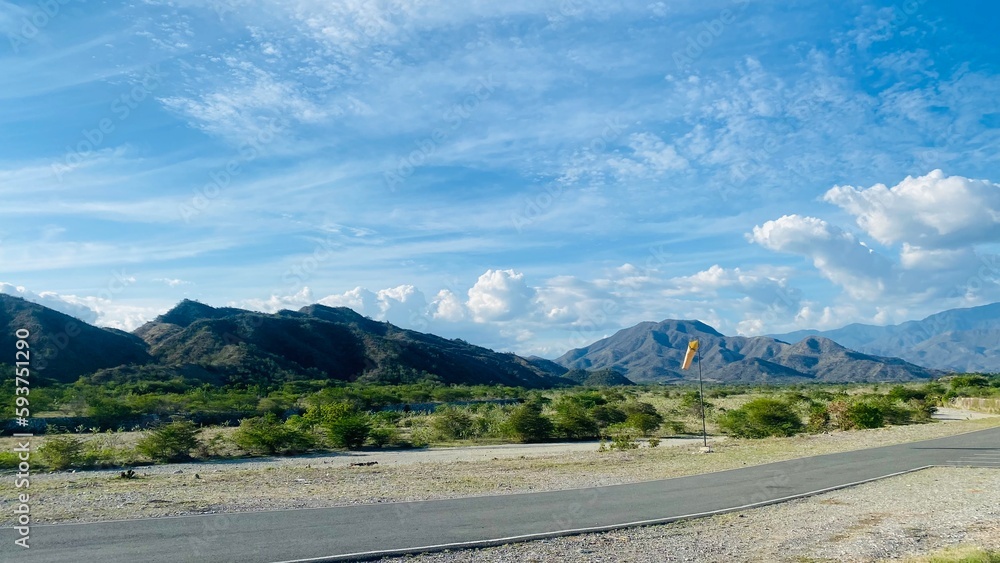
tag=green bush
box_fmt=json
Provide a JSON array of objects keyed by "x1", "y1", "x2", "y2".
[
  {"x1": 0, "y1": 451, "x2": 22, "y2": 470},
  {"x1": 552, "y1": 397, "x2": 599, "y2": 439},
  {"x1": 604, "y1": 423, "x2": 640, "y2": 450},
  {"x1": 717, "y1": 397, "x2": 804, "y2": 438},
  {"x1": 845, "y1": 401, "x2": 885, "y2": 429},
  {"x1": 589, "y1": 404, "x2": 627, "y2": 428},
  {"x1": 430, "y1": 407, "x2": 474, "y2": 440},
  {"x1": 232, "y1": 414, "x2": 316, "y2": 455},
  {"x1": 38, "y1": 435, "x2": 85, "y2": 470},
  {"x1": 368, "y1": 426, "x2": 400, "y2": 448},
  {"x1": 679, "y1": 391, "x2": 713, "y2": 417},
  {"x1": 807, "y1": 403, "x2": 830, "y2": 432},
  {"x1": 622, "y1": 402, "x2": 664, "y2": 435},
  {"x1": 505, "y1": 403, "x2": 553, "y2": 443},
  {"x1": 136, "y1": 421, "x2": 200, "y2": 462},
  {"x1": 327, "y1": 414, "x2": 372, "y2": 449}
]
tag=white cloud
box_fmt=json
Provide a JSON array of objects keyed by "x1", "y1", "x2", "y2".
[
  {"x1": 374, "y1": 285, "x2": 427, "y2": 325},
  {"x1": 608, "y1": 132, "x2": 688, "y2": 177},
  {"x1": 241, "y1": 286, "x2": 314, "y2": 312},
  {"x1": 748, "y1": 214, "x2": 894, "y2": 300},
  {"x1": 466, "y1": 269, "x2": 536, "y2": 322},
  {"x1": 824, "y1": 170, "x2": 1000, "y2": 248},
  {"x1": 0, "y1": 283, "x2": 100, "y2": 324},
  {"x1": 430, "y1": 289, "x2": 466, "y2": 322},
  {"x1": 317, "y1": 286, "x2": 379, "y2": 314}
]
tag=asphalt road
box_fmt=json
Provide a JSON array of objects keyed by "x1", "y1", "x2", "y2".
[{"x1": 4, "y1": 427, "x2": 998, "y2": 563}]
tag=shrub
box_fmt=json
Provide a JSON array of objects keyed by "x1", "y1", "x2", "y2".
[
  {"x1": 845, "y1": 401, "x2": 885, "y2": 429},
  {"x1": 232, "y1": 414, "x2": 316, "y2": 455},
  {"x1": 368, "y1": 426, "x2": 400, "y2": 448},
  {"x1": 589, "y1": 404, "x2": 627, "y2": 428},
  {"x1": 505, "y1": 403, "x2": 553, "y2": 443},
  {"x1": 622, "y1": 402, "x2": 664, "y2": 435},
  {"x1": 430, "y1": 407, "x2": 474, "y2": 441},
  {"x1": 136, "y1": 421, "x2": 200, "y2": 463},
  {"x1": 0, "y1": 451, "x2": 21, "y2": 470},
  {"x1": 38, "y1": 435, "x2": 85, "y2": 470},
  {"x1": 552, "y1": 397, "x2": 599, "y2": 439},
  {"x1": 604, "y1": 423, "x2": 640, "y2": 450},
  {"x1": 807, "y1": 403, "x2": 830, "y2": 433},
  {"x1": 717, "y1": 397, "x2": 804, "y2": 439},
  {"x1": 679, "y1": 391, "x2": 713, "y2": 418},
  {"x1": 327, "y1": 414, "x2": 372, "y2": 449}
]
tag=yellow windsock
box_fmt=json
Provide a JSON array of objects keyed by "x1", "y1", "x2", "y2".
[{"x1": 681, "y1": 340, "x2": 699, "y2": 370}]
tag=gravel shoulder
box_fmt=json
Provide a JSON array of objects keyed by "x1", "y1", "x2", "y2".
[
  {"x1": 2, "y1": 409, "x2": 996, "y2": 527},
  {"x1": 372, "y1": 466, "x2": 1000, "y2": 563}
]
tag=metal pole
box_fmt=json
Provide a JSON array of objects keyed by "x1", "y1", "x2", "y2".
[{"x1": 697, "y1": 345, "x2": 707, "y2": 448}]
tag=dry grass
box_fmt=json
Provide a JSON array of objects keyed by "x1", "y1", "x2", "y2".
[
  {"x1": 953, "y1": 398, "x2": 1000, "y2": 415},
  {"x1": 903, "y1": 546, "x2": 1000, "y2": 563}
]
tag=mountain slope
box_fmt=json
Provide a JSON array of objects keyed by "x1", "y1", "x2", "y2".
[
  {"x1": 0, "y1": 294, "x2": 152, "y2": 383},
  {"x1": 771, "y1": 302, "x2": 1000, "y2": 372},
  {"x1": 133, "y1": 301, "x2": 570, "y2": 388},
  {"x1": 555, "y1": 319, "x2": 941, "y2": 383}
]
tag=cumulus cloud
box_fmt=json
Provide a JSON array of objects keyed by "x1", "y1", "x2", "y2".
[
  {"x1": 0, "y1": 282, "x2": 169, "y2": 331},
  {"x1": 430, "y1": 289, "x2": 466, "y2": 322},
  {"x1": 748, "y1": 214, "x2": 895, "y2": 300},
  {"x1": 241, "y1": 286, "x2": 314, "y2": 312},
  {"x1": 823, "y1": 170, "x2": 1000, "y2": 249},
  {"x1": 317, "y1": 287, "x2": 379, "y2": 315},
  {"x1": 466, "y1": 269, "x2": 536, "y2": 322}
]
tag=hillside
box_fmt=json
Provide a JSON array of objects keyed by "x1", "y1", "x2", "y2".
[
  {"x1": 0, "y1": 294, "x2": 152, "y2": 383},
  {"x1": 771, "y1": 302, "x2": 1000, "y2": 372},
  {"x1": 130, "y1": 300, "x2": 571, "y2": 388},
  {"x1": 555, "y1": 319, "x2": 941, "y2": 383}
]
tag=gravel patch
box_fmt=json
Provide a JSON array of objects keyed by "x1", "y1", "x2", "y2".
[{"x1": 375, "y1": 467, "x2": 1000, "y2": 563}]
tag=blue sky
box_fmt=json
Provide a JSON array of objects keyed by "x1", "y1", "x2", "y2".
[{"x1": 2, "y1": 0, "x2": 1000, "y2": 357}]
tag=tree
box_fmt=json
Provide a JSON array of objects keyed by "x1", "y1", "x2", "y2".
[
  {"x1": 505, "y1": 403, "x2": 553, "y2": 443},
  {"x1": 136, "y1": 421, "x2": 200, "y2": 462}
]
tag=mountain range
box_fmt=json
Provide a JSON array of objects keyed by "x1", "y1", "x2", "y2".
[
  {"x1": 554, "y1": 320, "x2": 941, "y2": 383},
  {"x1": 2, "y1": 295, "x2": 572, "y2": 388},
  {"x1": 771, "y1": 302, "x2": 1000, "y2": 373},
  {"x1": 4, "y1": 294, "x2": 997, "y2": 388}
]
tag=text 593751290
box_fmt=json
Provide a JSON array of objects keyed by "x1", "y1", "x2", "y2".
[{"x1": 12, "y1": 328, "x2": 32, "y2": 549}]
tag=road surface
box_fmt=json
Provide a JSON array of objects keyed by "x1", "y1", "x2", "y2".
[{"x1": 3, "y1": 426, "x2": 998, "y2": 562}]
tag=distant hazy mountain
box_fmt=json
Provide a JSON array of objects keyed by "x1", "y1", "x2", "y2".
[
  {"x1": 0, "y1": 294, "x2": 152, "y2": 383},
  {"x1": 771, "y1": 302, "x2": 1000, "y2": 372},
  {"x1": 555, "y1": 319, "x2": 941, "y2": 383}
]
